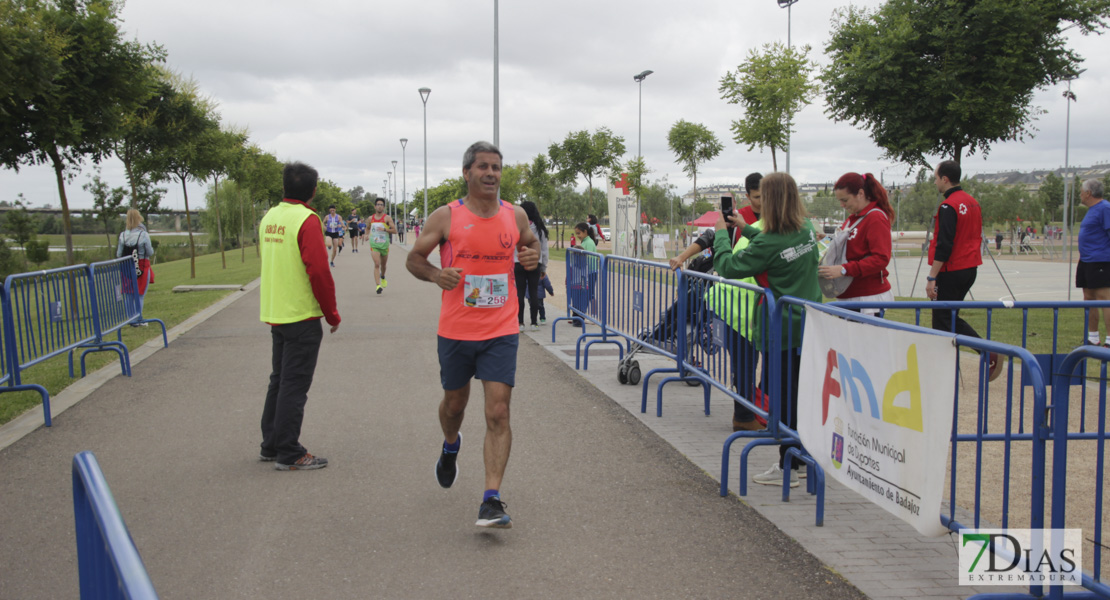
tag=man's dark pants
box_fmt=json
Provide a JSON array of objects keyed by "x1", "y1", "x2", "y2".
[
  {"x1": 261, "y1": 319, "x2": 323, "y2": 464},
  {"x1": 931, "y1": 267, "x2": 981, "y2": 338}
]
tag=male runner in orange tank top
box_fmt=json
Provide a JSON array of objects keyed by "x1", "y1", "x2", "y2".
[{"x1": 406, "y1": 141, "x2": 540, "y2": 529}]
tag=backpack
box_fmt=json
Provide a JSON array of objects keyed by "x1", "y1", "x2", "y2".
[
  {"x1": 819, "y1": 209, "x2": 883, "y2": 299},
  {"x1": 120, "y1": 230, "x2": 145, "y2": 278}
]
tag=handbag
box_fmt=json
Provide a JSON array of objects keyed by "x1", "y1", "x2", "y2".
[{"x1": 819, "y1": 209, "x2": 883, "y2": 299}]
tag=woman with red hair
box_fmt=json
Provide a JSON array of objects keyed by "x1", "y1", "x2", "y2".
[{"x1": 817, "y1": 172, "x2": 895, "y2": 314}]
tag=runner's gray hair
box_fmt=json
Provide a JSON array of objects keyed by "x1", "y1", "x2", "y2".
[
  {"x1": 462, "y1": 141, "x2": 502, "y2": 170},
  {"x1": 1082, "y1": 178, "x2": 1104, "y2": 199}
]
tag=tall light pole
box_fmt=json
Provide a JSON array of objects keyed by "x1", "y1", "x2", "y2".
[
  {"x1": 633, "y1": 69, "x2": 653, "y2": 259},
  {"x1": 400, "y1": 138, "x2": 408, "y2": 228},
  {"x1": 493, "y1": 0, "x2": 499, "y2": 146},
  {"x1": 778, "y1": 0, "x2": 800, "y2": 174},
  {"x1": 382, "y1": 179, "x2": 388, "y2": 212},
  {"x1": 391, "y1": 160, "x2": 399, "y2": 228},
  {"x1": 387, "y1": 170, "x2": 393, "y2": 223},
  {"x1": 1062, "y1": 69, "x2": 1084, "y2": 300},
  {"x1": 419, "y1": 87, "x2": 431, "y2": 223}
]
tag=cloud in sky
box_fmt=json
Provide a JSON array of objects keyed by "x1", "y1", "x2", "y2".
[{"x1": 2, "y1": 0, "x2": 1107, "y2": 212}]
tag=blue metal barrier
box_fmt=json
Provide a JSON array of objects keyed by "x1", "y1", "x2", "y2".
[
  {"x1": 77, "y1": 258, "x2": 168, "y2": 376},
  {"x1": 1040, "y1": 346, "x2": 1110, "y2": 600},
  {"x1": 0, "y1": 283, "x2": 50, "y2": 425},
  {"x1": 554, "y1": 248, "x2": 622, "y2": 369},
  {"x1": 72, "y1": 451, "x2": 158, "y2": 599},
  {"x1": 601, "y1": 255, "x2": 710, "y2": 415}
]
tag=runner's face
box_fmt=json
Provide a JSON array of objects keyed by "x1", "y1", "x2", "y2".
[
  {"x1": 375, "y1": 202, "x2": 385, "y2": 213},
  {"x1": 464, "y1": 152, "x2": 502, "y2": 200}
]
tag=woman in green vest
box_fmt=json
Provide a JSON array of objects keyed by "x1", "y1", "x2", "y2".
[{"x1": 712, "y1": 172, "x2": 821, "y2": 489}]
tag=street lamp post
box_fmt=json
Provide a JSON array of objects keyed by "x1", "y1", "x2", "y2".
[
  {"x1": 387, "y1": 170, "x2": 393, "y2": 224},
  {"x1": 633, "y1": 69, "x2": 653, "y2": 259},
  {"x1": 400, "y1": 138, "x2": 408, "y2": 231},
  {"x1": 1062, "y1": 70, "x2": 1084, "y2": 300},
  {"x1": 391, "y1": 160, "x2": 398, "y2": 226},
  {"x1": 493, "y1": 0, "x2": 499, "y2": 146},
  {"x1": 419, "y1": 88, "x2": 431, "y2": 223},
  {"x1": 778, "y1": 0, "x2": 800, "y2": 174}
]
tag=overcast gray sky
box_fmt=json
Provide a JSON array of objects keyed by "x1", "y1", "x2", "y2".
[{"x1": 2, "y1": 0, "x2": 1107, "y2": 212}]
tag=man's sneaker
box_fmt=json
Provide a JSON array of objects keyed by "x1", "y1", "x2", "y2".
[
  {"x1": 476, "y1": 496, "x2": 512, "y2": 529},
  {"x1": 752, "y1": 463, "x2": 798, "y2": 488},
  {"x1": 530, "y1": 323, "x2": 540, "y2": 332},
  {"x1": 274, "y1": 452, "x2": 328, "y2": 471},
  {"x1": 987, "y1": 352, "x2": 1004, "y2": 382},
  {"x1": 435, "y1": 433, "x2": 460, "y2": 488},
  {"x1": 539, "y1": 318, "x2": 547, "y2": 325},
  {"x1": 330, "y1": 261, "x2": 335, "y2": 268},
  {"x1": 376, "y1": 285, "x2": 383, "y2": 295},
  {"x1": 259, "y1": 452, "x2": 276, "y2": 462},
  {"x1": 519, "y1": 323, "x2": 525, "y2": 332}
]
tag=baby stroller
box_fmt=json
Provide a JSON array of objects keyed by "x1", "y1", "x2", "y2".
[{"x1": 617, "y1": 255, "x2": 720, "y2": 385}]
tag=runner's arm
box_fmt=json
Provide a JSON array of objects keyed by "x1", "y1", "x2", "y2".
[
  {"x1": 384, "y1": 215, "x2": 397, "y2": 234},
  {"x1": 406, "y1": 205, "x2": 461, "y2": 290},
  {"x1": 515, "y1": 206, "x2": 541, "y2": 270}
]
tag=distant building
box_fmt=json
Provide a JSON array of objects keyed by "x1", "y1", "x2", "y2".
[{"x1": 968, "y1": 163, "x2": 1110, "y2": 194}]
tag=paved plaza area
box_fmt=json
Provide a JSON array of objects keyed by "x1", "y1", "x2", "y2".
[{"x1": 0, "y1": 241, "x2": 1060, "y2": 599}]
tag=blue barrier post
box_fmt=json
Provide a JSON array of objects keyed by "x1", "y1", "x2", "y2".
[
  {"x1": 72, "y1": 451, "x2": 158, "y2": 599},
  {"x1": 0, "y1": 282, "x2": 50, "y2": 425}
]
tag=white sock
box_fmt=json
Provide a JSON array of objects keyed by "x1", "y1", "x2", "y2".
[{"x1": 1089, "y1": 331, "x2": 1100, "y2": 344}]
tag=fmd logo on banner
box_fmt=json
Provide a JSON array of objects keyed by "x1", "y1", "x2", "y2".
[{"x1": 959, "y1": 529, "x2": 1082, "y2": 586}]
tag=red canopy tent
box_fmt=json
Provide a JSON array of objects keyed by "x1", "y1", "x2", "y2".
[{"x1": 687, "y1": 211, "x2": 720, "y2": 227}]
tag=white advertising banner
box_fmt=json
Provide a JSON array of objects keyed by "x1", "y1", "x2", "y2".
[
  {"x1": 607, "y1": 173, "x2": 637, "y2": 257},
  {"x1": 797, "y1": 310, "x2": 958, "y2": 537},
  {"x1": 652, "y1": 234, "x2": 669, "y2": 259}
]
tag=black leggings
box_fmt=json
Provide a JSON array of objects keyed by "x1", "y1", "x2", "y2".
[{"x1": 515, "y1": 263, "x2": 540, "y2": 326}]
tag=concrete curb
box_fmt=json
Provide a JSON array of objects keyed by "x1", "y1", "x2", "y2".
[{"x1": 0, "y1": 278, "x2": 262, "y2": 452}]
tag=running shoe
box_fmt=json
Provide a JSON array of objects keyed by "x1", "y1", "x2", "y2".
[
  {"x1": 376, "y1": 285, "x2": 383, "y2": 295},
  {"x1": 519, "y1": 323, "x2": 525, "y2": 332},
  {"x1": 381, "y1": 278, "x2": 388, "y2": 288},
  {"x1": 476, "y1": 496, "x2": 512, "y2": 529},
  {"x1": 274, "y1": 452, "x2": 328, "y2": 471},
  {"x1": 259, "y1": 452, "x2": 276, "y2": 462},
  {"x1": 435, "y1": 433, "x2": 461, "y2": 488},
  {"x1": 539, "y1": 318, "x2": 547, "y2": 325},
  {"x1": 753, "y1": 463, "x2": 798, "y2": 488},
  {"x1": 330, "y1": 261, "x2": 335, "y2": 268},
  {"x1": 530, "y1": 323, "x2": 540, "y2": 332}
]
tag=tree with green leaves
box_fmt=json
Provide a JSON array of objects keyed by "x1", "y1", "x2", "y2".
[
  {"x1": 822, "y1": 0, "x2": 1110, "y2": 166},
  {"x1": 0, "y1": 0, "x2": 163, "y2": 265},
  {"x1": 666, "y1": 120, "x2": 723, "y2": 207},
  {"x1": 233, "y1": 145, "x2": 282, "y2": 259},
  {"x1": 4, "y1": 199, "x2": 37, "y2": 261},
  {"x1": 145, "y1": 75, "x2": 219, "y2": 278},
  {"x1": 719, "y1": 42, "x2": 817, "y2": 172},
  {"x1": 202, "y1": 127, "x2": 248, "y2": 269},
  {"x1": 548, "y1": 128, "x2": 626, "y2": 213},
  {"x1": 113, "y1": 67, "x2": 176, "y2": 211},
  {"x1": 1039, "y1": 172, "x2": 1066, "y2": 223},
  {"x1": 83, "y1": 170, "x2": 125, "y2": 247},
  {"x1": 498, "y1": 164, "x2": 527, "y2": 204}
]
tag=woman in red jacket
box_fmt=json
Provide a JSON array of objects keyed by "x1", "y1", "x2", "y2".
[{"x1": 817, "y1": 172, "x2": 895, "y2": 315}]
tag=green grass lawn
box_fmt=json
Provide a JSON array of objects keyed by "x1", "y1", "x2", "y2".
[{"x1": 0, "y1": 249, "x2": 260, "y2": 425}]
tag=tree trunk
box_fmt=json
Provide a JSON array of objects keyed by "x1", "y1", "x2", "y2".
[
  {"x1": 123, "y1": 154, "x2": 138, "y2": 210},
  {"x1": 770, "y1": 145, "x2": 778, "y2": 172},
  {"x1": 252, "y1": 200, "x2": 259, "y2": 258},
  {"x1": 213, "y1": 174, "x2": 226, "y2": 269},
  {"x1": 182, "y1": 177, "x2": 196, "y2": 279},
  {"x1": 48, "y1": 147, "x2": 76, "y2": 266},
  {"x1": 240, "y1": 187, "x2": 246, "y2": 263}
]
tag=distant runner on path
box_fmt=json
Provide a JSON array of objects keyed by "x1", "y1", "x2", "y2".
[
  {"x1": 347, "y1": 208, "x2": 361, "y2": 254},
  {"x1": 258, "y1": 162, "x2": 341, "y2": 471},
  {"x1": 368, "y1": 198, "x2": 396, "y2": 294},
  {"x1": 323, "y1": 205, "x2": 344, "y2": 268},
  {"x1": 406, "y1": 141, "x2": 540, "y2": 529}
]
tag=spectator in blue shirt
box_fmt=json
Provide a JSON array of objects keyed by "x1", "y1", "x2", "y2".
[{"x1": 1077, "y1": 179, "x2": 1110, "y2": 346}]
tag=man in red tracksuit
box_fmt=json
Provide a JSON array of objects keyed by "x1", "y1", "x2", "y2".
[{"x1": 926, "y1": 160, "x2": 1001, "y2": 381}]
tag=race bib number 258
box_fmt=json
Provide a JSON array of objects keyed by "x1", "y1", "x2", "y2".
[{"x1": 462, "y1": 274, "x2": 509, "y2": 308}]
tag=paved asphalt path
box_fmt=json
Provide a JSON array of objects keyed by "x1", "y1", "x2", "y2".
[{"x1": 0, "y1": 243, "x2": 865, "y2": 600}]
